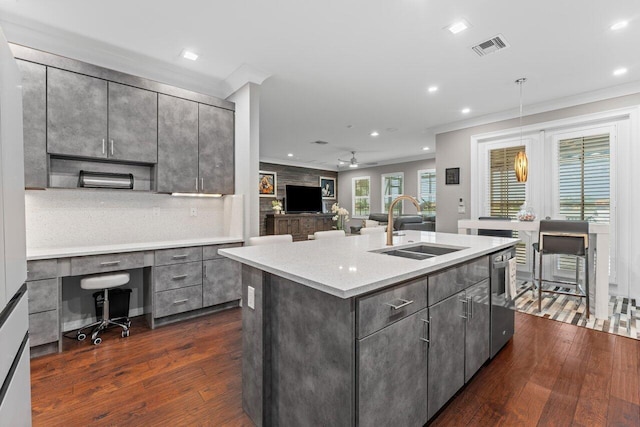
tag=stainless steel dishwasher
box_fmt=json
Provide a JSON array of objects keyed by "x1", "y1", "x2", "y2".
[{"x1": 490, "y1": 246, "x2": 516, "y2": 358}]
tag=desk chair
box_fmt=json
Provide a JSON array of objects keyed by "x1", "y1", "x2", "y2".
[
  {"x1": 247, "y1": 234, "x2": 293, "y2": 246},
  {"x1": 534, "y1": 220, "x2": 589, "y2": 318},
  {"x1": 314, "y1": 230, "x2": 346, "y2": 239},
  {"x1": 360, "y1": 227, "x2": 385, "y2": 235},
  {"x1": 76, "y1": 272, "x2": 131, "y2": 345}
]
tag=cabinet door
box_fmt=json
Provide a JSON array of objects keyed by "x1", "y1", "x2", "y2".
[
  {"x1": 359, "y1": 307, "x2": 429, "y2": 427},
  {"x1": 428, "y1": 292, "x2": 465, "y2": 419},
  {"x1": 16, "y1": 60, "x2": 47, "y2": 188},
  {"x1": 108, "y1": 82, "x2": 157, "y2": 163},
  {"x1": 202, "y1": 258, "x2": 241, "y2": 307},
  {"x1": 47, "y1": 67, "x2": 107, "y2": 158},
  {"x1": 465, "y1": 279, "x2": 490, "y2": 382},
  {"x1": 157, "y1": 94, "x2": 198, "y2": 193},
  {"x1": 198, "y1": 104, "x2": 234, "y2": 194}
]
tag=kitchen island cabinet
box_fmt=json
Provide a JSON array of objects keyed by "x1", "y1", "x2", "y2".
[{"x1": 220, "y1": 230, "x2": 517, "y2": 426}]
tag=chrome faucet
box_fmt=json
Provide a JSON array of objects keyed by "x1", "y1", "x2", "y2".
[{"x1": 387, "y1": 195, "x2": 422, "y2": 246}]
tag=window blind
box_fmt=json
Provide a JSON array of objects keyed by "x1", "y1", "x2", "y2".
[
  {"x1": 418, "y1": 170, "x2": 436, "y2": 216},
  {"x1": 489, "y1": 145, "x2": 526, "y2": 263},
  {"x1": 353, "y1": 177, "x2": 371, "y2": 217},
  {"x1": 383, "y1": 174, "x2": 403, "y2": 216}
]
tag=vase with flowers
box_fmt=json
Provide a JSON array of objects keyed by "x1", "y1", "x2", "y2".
[
  {"x1": 331, "y1": 203, "x2": 349, "y2": 230},
  {"x1": 272, "y1": 200, "x2": 283, "y2": 214}
]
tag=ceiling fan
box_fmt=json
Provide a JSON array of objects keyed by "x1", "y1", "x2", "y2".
[{"x1": 338, "y1": 151, "x2": 377, "y2": 168}]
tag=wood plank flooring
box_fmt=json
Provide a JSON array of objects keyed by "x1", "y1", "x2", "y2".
[{"x1": 30, "y1": 309, "x2": 640, "y2": 426}]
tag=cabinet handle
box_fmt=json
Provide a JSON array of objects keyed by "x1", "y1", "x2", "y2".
[
  {"x1": 460, "y1": 298, "x2": 468, "y2": 319},
  {"x1": 173, "y1": 299, "x2": 188, "y2": 305},
  {"x1": 102, "y1": 139, "x2": 106, "y2": 154},
  {"x1": 203, "y1": 265, "x2": 207, "y2": 278},
  {"x1": 100, "y1": 260, "x2": 121, "y2": 266},
  {"x1": 468, "y1": 297, "x2": 473, "y2": 320},
  {"x1": 110, "y1": 139, "x2": 114, "y2": 155},
  {"x1": 200, "y1": 178, "x2": 204, "y2": 192},
  {"x1": 172, "y1": 274, "x2": 188, "y2": 280},
  {"x1": 384, "y1": 298, "x2": 414, "y2": 310},
  {"x1": 420, "y1": 317, "x2": 431, "y2": 347},
  {"x1": 195, "y1": 178, "x2": 198, "y2": 191},
  {"x1": 172, "y1": 254, "x2": 188, "y2": 260}
]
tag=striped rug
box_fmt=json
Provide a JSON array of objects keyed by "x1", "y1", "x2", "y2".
[{"x1": 514, "y1": 283, "x2": 639, "y2": 340}]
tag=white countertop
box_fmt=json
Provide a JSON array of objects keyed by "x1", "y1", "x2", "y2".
[
  {"x1": 27, "y1": 236, "x2": 244, "y2": 260},
  {"x1": 219, "y1": 231, "x2": 518, "y2": 299}
]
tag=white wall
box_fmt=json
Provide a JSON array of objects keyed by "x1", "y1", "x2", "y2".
[{"x1": 338, "y1": 158, "x2": 436, "y2": 229}]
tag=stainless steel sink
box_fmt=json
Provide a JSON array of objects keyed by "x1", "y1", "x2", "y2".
[{"x1": 373, "y1": 243, "x2": 467, "y2": 260}]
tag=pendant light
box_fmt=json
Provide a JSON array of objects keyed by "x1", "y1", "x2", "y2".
[{"x1": 514, "y1": 78, "x2": 528, "y2": 182}]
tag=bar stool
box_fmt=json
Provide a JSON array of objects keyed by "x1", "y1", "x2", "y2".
[
  {"x1": 313, "y1": 230, "x2": 346, "y2": 239},
  {"x1": 247, "y1": 234, "x2": 293, "y2": 246},
  {"x1": 535, "y1": 220, "x2": 589, "y2": 318},
  {"x1": 76, "y1": 272, "x2": 131, "y2": 345}
]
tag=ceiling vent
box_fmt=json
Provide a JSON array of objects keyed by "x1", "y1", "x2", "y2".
[
  {"x1": 312, "y1": 140, "x2": 329, "y2": 145},
  {"x1": 472, "y1": 34, "x2": 510, "y2": 57}
]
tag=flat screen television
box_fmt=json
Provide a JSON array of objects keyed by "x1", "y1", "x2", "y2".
[{"x1": 285, "y1": 185, "x2": 323, "y2": 213}]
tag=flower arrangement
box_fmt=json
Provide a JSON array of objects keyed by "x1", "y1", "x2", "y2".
[
  {"x1": 272, "y1": 200, "x2": 283, "y2": 214},
  {"x1": 331, "y1": 203, "x2": 349, "y2": 230}
]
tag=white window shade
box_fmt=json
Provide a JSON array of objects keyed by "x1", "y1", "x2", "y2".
[
  {"x1": 352, "y1": 177, "x2": 371, "y2": 218},
  {"x1": 418, "y1": 169, "x2": 436, "y2": 216}
]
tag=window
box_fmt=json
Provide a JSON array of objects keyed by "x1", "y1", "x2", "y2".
[
  {"x1": 489, "y1": 145, "x2": 527, "y2": 263},
  {"x1": 381, "y1": 173, "x2": 404, "y2": 216},
  {"x1": 417, "y1": 169, "x2": 436, "y2": 216},
  {"x1": 556, "y1": 134, "x2": 610, "y2": 271},
  {"x1": 352, "y1": 176, "x2": 371, "y2": 218}
]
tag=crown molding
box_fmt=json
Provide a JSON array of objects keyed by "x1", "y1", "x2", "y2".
[
  {"x1": 260, "y1": 157, "x2": 339, "y2": 172},
  {"x1": 220, "y1": 63, "x2": 271, "y2": 99}
]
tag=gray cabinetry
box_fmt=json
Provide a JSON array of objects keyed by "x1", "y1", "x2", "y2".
[
  {"x1": 108, "y1": 82, "x2": 157, "y2": 163},
  {"x1": 465, "y1": 278, "x2": 490, "y2": 382},
  {"x1": 47, "y1": 67, "x2": 108, "y2": 158},
  {"x1": 358, "y1": 307, "x2": 429, "y2": 427},
  {"x1": 203, "y1": 258, "x2": 241, "y2": 307},
  {"x1": 157, "y1": 94, "x2": 199, "y2": 193},
  {"x1": 16, "y1": 60, "x2": 47, "y2": 188},
  {"x1": 198, "y1": 104, "x2": 234, "y2": 194},
  {"x1": 25, "y1": 261, "x2": 59, "y2": 349},
  {"x1": 427, "y1": 292, "x2": 466, "y2": 419}
]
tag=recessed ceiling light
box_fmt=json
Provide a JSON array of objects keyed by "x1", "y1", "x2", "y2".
[
  {"x1": 370, "y1": 131, "x2": 379, "y2": 137},
  {"x1": 339, "y1": 161, "x2": 345, "y2": 165},
  {"x1": 447, "y1": 19, "x2": 470, "y2": 34},
  {"x1": 611, "y1": 20, "x2": 628, "y2": 31},
  {"x1": 461, "y1": 107, "x2": 471, "y2": 114},
  {"x1": 287, "y1": 153, "x2": 293, "y2": 157},
  {"x1": 613, "y1": 67, "x2": 628, "y2": 76},
  {"x1": 181, "y1": 50, "x2": 199, "y2": 61},
  {"x1": 428, "y1": 86, "x2": 438, "y2": 93},
  {"x1": 422, "y1": 146, "x2": 430, "y2": 151}
]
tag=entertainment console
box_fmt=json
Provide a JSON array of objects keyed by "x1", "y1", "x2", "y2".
[{"x1": 265, "y1": 213, "x2": 334, "y2": 241}]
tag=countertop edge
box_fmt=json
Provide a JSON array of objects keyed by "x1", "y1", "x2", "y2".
[{"x1": 27, "y1": 236, "x2": 245, "y2": 260}]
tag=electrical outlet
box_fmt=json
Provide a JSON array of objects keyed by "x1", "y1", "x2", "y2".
[
  {"x1": 190, "y1": 207, "x2": 197, "y2": 217},
  {"x1": 153, "y1": 207, "x2": 160, "y2": 217},
  {"x1": 248, "y1": 286, "x2": 255, "y2": 309}
]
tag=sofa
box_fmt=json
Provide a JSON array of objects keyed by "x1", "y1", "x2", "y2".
[{"x1": 351, "y1": 213, "x2": 436, "y2": 234}]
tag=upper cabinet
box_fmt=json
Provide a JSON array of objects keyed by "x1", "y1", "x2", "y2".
[
  {"x1": 199, "y1": 104, "x2": 234, "y2": 195},
  {"x1": 16, "y1": 60, "x2": 47, "y2": 188},
  {"x1": 157, "y1": 94, "x2": 199, "y2": 193},
  {"x1": 47, "y1": 67, "x2": 108, "y2": 159}
]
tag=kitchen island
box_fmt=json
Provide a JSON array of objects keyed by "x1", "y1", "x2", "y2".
[{"x1": 220, "y1": 231, "x2": 518, "y2": 427}]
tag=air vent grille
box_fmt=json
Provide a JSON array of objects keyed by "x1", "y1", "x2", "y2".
[{"x1": 472, "y1": 34, "x2": 510, "y2": 57}]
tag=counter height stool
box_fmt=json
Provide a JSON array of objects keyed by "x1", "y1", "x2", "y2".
[
  {"x1": 76, "y1": 271, "x2": 131, "y2": 345},
  {"x1": 247, "y1": 234, "x2": 293, "y2": 246},
  {"x1": 535, "y1": 220, "x2": 589, "y2": 318},
  {"x1": 313, "y1": 230, "x2": 346, "y2": 239}
]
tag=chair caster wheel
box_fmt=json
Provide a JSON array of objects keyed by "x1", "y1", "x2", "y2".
[
  {"x1": 121, "y1": 330, "x2": 130, "y2": 338},
  {"x1": 92, "y1": 337, "x2": 102, "y2": 345},
  {"x1": 126, "y1": 321, "x2": 131, "y2": 328},
  {"x1": 77, "y1": 333, "x2": 86, "y2": 341}
]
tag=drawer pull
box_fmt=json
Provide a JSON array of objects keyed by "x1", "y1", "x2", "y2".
[
  {"x1": 172, "y1": 254, "x2": 188, "y2": 260},
  {"x1": 100, "y1": 260, "x2": 121, "y2": 266},
  {"x1": 384, "y1": 298, "x2": 414, "y2": 310},
  {"x1": 172, "y1": 274, "x2": 188, "y2": 280},
  {"x1": 173, "y1": 299, "x2": 189, "y2": 305}
]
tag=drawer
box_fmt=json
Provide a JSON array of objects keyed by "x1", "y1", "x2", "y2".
[
  {"x1": 0, "y1": 288, "x2": 28, "y2": 387},
  {"x1": 28, "y1": 310, "x2": 58, "y2": 347},
  {"x1": 428, "y1": 256, "x2": 489, "y2": 306},
  {"x1": 154, "y1": 246, "x2": 202, "y2": 266},
  {"x1": 26, "y1": 279, "x2": 58, "y2": 314},
  {"x1": 154, "y1": 285, "x2": 203, "y2": 318},
  {"x1": 70, "y1": 252, "x2": 144, "y2": 276},
  {"x1": 0, "y1": 338, "x2": 31, "y2": 426},
  {"x1": 203, "y1": 258, "x2": 241, "y2": 307},
  {"x1": 203, "y1": 243, "x2": 242, "y2": 260},
  {"x1": 154, "y1": 261, "x2": 203, "y2": 292},
  {"x1": 26, "y1": 259, "x2": 57, "y2": 281},
  {"x1": 357, "y1": 276, "x2": 428, "y2": 338}
]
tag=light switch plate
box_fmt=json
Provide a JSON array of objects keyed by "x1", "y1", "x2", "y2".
[{"x1": 248, "y1": 286, "x2": 255, "y2": 309}]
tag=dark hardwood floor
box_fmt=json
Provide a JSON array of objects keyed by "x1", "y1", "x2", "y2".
[{"x1": 30, "y1": 309, "x2": 640, "y2": 426}]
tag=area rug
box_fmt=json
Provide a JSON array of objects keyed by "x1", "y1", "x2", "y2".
[{"x1": 514, "y1": 283, "x2": 639, "y2": 340}]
